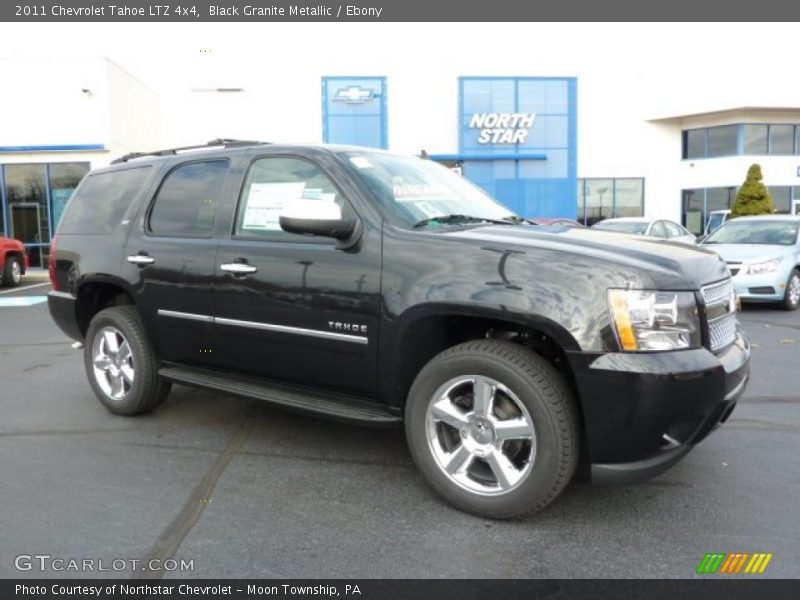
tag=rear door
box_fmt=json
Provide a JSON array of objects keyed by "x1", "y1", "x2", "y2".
[
  {"x1": 211, "y1": 152, "x2": 382, "y2": 396},
  {"x1": 126, "y1": 158, "x2": 234, "y2": 365}
]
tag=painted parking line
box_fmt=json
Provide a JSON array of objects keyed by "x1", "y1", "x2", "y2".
[
  {"x1": 0, "y1": 282, "x2": 51, "y2": 295},
  {"x1": 0, "y1": 296, "x2": 48, "y2": 307}
]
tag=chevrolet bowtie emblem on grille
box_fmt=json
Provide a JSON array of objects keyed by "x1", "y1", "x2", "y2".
[
  {"x1": 328, "y1": 321, "x2": 368, "y2": 334},
  {"x1": 333, "y1": 86, "x2": 374, "y2": 104}
]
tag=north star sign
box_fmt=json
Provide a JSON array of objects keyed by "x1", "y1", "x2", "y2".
[{"x1": 469, "y1": 112, "x2": 536, "y2": 144}]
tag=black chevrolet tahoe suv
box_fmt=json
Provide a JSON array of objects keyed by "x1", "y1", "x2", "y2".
[{"x1": 48, "y1": 139, "x2": 750, "y2": 518}]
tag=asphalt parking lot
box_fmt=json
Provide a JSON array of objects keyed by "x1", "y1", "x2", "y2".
[{"x1": 1, "y1": 278, "x2": 798, "y2": 579}]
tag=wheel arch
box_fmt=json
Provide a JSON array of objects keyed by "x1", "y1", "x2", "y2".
[
  {"x1": 382, "y1": 304, "x2": 584, "y2": 420},
  {"x1": 75, "y1": 276, "x2": 137, "y2": 336}
]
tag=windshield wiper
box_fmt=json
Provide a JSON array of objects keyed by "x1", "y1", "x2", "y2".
[{"x1": 413, "y1": 214, "x2": 517, "y2": 229}]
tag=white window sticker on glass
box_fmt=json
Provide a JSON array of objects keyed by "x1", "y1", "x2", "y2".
[{"x1": 241, "y1": 182, "x2": 306, "y2": 231}]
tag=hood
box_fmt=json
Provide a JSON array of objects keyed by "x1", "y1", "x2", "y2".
[
  {"x1": 701, "y1": 243, "x2": 791, "y2": 264},
  {"x1": 439, "y1": 224, "x2": 730, "y2": 290}
]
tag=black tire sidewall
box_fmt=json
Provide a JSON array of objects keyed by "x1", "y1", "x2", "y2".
[
  {"x1": 3, "y1": 256, "x2": 22, "y2": 287},
  {"x1": 405, "y1": 342, "x2": 576, "y2": 518},
  {"x1": 84, "y1": 306, "x2": 157, "y2": 415},
  {"x1": 784, "y1": 270, "x2": 800, "y2": 310}
]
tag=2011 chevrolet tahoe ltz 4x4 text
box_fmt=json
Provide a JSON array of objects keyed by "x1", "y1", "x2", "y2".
[{"x1": 48, "y1": 140, "x2": 750, "y2": 518}]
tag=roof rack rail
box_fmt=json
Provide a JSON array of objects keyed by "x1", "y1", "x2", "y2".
[{"x1": 111, "y1": 138, "x2": 269, "y2": 164}]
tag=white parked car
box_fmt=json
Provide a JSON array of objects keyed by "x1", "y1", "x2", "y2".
[{"x1": 591, "y1": 218, "x2": 697, "y2": 245}]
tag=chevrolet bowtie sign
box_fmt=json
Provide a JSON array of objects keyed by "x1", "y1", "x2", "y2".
[
  {"x1": 334, "y1": 86, "x2": 374, "y2": 104},
  {"x1": 469, "y1": 112, "x2": 536, "y2": 144}
]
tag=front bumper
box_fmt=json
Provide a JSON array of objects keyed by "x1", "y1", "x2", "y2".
[
  {"x1": 731, "y1": 269, "x2": 788, "y2": 302},
  {"x1": 568, "y1": 332, "x2": 750, "y2": 484}
]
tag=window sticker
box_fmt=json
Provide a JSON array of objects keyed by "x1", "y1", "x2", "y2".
[
  {"x1": 414, "y1": 201, "x2": 442, "y2": 218},
  {"x1": 392, "y1": 182, "x2": 449, "y2": 200},
  {"x1": 241, "y1": 182, "x2": 306, "y2": 231}
]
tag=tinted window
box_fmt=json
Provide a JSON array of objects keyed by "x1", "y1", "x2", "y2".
[
  {"x1": 58, "y1": 166, "x2": 151, "y2": 235},
  {"x1": 234, "y1": 157, "x2": 349, "y2": 242},
  {"x1": 49, "y1": 163, "x2": 90, "y2": 230},
  {"x1": 149, "y1": 160, "x2": 228, "y2": 237}
]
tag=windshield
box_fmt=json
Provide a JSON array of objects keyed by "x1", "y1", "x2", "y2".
[
  {"x1": 592, "y1": 221, "x2": 648, "y2": 235},
  {"x1": 345, "y1": 152, "x2": 518, "y2": 228},
  {"x1": 706, "y1": 213, "x2": 726, "y2": 233},
  {"x1": 704, "y1": 220, "x2": 799, "y2": 245}
]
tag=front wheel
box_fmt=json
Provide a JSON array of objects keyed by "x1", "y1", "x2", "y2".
[
  {"x1": 405, "y1": 340, "x2": 579, "y2": 519},
  {"x1": 84, "y1": 305, "x2": 171, "y2": 415},
  {"x1": 2, "y1": 255, "x2": 22, "y2": 287},
  {"x1": 782, "y1": 269, "x2": 800, "y2": 311}
]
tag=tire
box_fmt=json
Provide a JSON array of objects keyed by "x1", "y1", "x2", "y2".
[
  {"x1": 84, "y1": 305, "x2": 171, "y2": 415},
  {"x1": 405, "y1": 340, "x2": 579, "y2": 519},
  {"x1": 2, "y1": 255, "x2": 22, "y2": 287},
  {"x1": 781, "y1": 269, "x2": 800, "y2": 311}
]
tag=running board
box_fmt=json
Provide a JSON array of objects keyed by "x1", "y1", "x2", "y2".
[{"x1": 158, "y1": 365, "x2": 401, "y2": 425}]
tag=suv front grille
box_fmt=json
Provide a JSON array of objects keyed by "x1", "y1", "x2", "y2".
[{"x1": 701, "y1": 278, "x2": 737, "y2": 352}]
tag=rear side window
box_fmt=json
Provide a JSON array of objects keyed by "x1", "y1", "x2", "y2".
[
  {"x1": 57, "y1": 166, "x2": 151, "y2": 235},
  {"x1": 148, "y1": 160, "x2": 229, "y2": 237}
]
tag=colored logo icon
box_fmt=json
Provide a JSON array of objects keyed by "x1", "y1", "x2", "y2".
[{"x1": 696, "y1": 552, "x2": 773, "y2": 574}]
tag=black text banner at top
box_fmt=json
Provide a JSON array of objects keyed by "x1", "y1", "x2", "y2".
[{"x1": 4, "y1": 0, "x2": 800, "y2": 21}]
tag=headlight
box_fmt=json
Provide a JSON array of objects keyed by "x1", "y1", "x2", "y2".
[
  {"x1": 608, "y1": 289, "x2": 701, "y2": 351},
  {"x1": 747, "y1": 258, "x2": 781, "y2": 275}
]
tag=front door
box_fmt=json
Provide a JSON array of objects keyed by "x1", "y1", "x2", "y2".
[
  {"x1": 128, "y1": 159, "x2": 232, "y2": 366},
  {"x1": 212, "y1": 154, "x2": 381, "y2": 396}
]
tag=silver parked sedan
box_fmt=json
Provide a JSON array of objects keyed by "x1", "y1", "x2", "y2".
[
  {"x1": 701, "y1": 215, "x2": 800, "y2": 310},
  {"x1": 591, "y1": 217, "x2": 697, "y2": 245}
]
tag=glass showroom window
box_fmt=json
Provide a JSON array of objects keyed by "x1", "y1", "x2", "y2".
[
  {"x1": 683, "y1": 129, "x2": 706, "y2": 159},
  {"x1": 4, "y1": 164, "x2": 49, "y2": 268},
  {"x1": 769, "y1": 125, "x2": 795, "y2": 155},
  {"x1": 49, "y1": 163, "x2": 90, "y2": 231},
  {"x1": 743, "y1": 125, "x2": 768, "y2": 154},
  {"x1": 579, "y1": 178, "x2": 644, "y2": 225},
  {"x1": 682, "y1": 189, "x2": 705, "y2": 235},
  {"x1": 706, "y1": 125, "x2": 738, "y2": 157},
  {"x1": 771, "y1": 186, "x2": 791, "y2": 214}
]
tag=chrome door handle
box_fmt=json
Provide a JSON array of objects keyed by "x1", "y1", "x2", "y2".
[
  {"x1": 127, "y1": 254, "x2": 155, "y2": 265},
  {"x1": 220, "y1": 262, "x2": 257, "y2": 274}
]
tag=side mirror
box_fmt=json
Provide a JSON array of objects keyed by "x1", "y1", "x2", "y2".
[{"x1": 279, "y1": 200, "x2": 357, "y2": 241}]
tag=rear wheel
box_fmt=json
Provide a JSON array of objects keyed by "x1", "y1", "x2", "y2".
[
  {"x1": 405, "y1": 340, "x2": 579, "y2": 519},
  {"x1": 84, "y1": 305, "x2": 171, "y2": 415},
  {"x1": 782, "y1": 269, "x2": 800, "y2": 311},
  {"x1": 2, "y1": 255, "x2": 22, "y2": 287}
]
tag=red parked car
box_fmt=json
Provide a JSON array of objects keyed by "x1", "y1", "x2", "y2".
[{"x1": 0, "y1": 236, "x2": 27, "y2": 287}]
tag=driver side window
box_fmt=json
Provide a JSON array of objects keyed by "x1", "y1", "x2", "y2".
[{"x1": 234, "y1": 156, "x2": 352, "y2": 242}]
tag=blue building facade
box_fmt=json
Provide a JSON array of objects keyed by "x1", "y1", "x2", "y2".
[
  {"x1": 322, "y1": 77, "x2": 388, "y2": 149},
  {"x1": 455, "y1": 77, "x2": 577, "y2": 219}
]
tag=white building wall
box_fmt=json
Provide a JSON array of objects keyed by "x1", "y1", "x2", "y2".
[{"x1": 2, "y1": 23, "x2": 799, "y2": 222}]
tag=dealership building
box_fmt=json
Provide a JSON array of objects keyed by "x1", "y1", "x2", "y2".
[{"x1": 2, "y1": 34, "x2": 800, "y2": 267}]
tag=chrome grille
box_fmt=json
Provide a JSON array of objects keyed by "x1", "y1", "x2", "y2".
[
  {"x1": 701, "y1": 279, "x2": 734, "y2": 307},
  {"x1": 708, "y1": 313, "x2": 737, "y2": 351},
  {"x1": 701, "y1": 278, "x2": 737, "y2": 351}
]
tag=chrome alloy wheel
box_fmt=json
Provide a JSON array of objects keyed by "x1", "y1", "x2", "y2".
[
  {"x1": 425, "y1": 375, "x2": 536, "y2": 496},
  {"x1": 91, "y1": 326, "x2": 135, "y2": 401},
  {"x1": 11, "y1": 259, "x2": 21, "y2": 284},
  {"x1": 789, "y1": 273, "x2": 800, "y2": 306}
]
